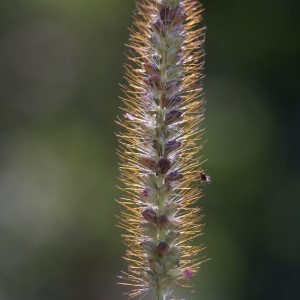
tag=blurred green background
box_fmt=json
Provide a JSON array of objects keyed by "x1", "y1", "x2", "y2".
[{"x1": 0, "y1": 0, "x2": 299, "y2": 299}]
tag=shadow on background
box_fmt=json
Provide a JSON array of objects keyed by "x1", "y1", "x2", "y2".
[{"x1": 0, "y1": 0, "x2": 299, "y2": 299}]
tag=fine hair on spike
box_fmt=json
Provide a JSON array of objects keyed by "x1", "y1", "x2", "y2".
[{"x1": 116, "y1": 0, "x2": 208, "y2": 299}]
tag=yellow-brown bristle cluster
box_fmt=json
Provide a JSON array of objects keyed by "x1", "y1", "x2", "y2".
[{"x1": 116, "y1": 0, "x2": 206, "y2": 299}]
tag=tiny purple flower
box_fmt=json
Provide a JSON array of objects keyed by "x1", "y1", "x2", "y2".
[{"x1": 183, "y1": 268, "x2": 193, "y2": 279}]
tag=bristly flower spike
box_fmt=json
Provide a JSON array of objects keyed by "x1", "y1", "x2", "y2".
[{"x1": 116, "y1": 0, "x2": 207, "y2": 299}]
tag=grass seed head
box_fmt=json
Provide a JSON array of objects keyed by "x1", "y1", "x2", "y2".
[{"x1": 117, "y1": 0, "x2": 207, "y2": 299}]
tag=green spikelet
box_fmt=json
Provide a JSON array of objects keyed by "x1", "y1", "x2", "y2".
[{"x1": 116, "y1": 0, "x2": 207, "y2": 299}]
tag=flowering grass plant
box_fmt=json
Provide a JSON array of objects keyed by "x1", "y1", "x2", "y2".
[{"x1": 116, "y1": 0, "x2": 207, "y2": 299}]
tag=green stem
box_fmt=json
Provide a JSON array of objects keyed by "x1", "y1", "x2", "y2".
[
  {"x1": 158, "y1": 289, "x2": 164, "y2": 300},
  {"x1": 157, "y1": 176, "x2": 164, "y2": 212}
]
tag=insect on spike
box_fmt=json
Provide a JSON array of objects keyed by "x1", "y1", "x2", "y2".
[
  {"x1": 160, "y1": 5, "x2": 174, "y2": 25},
  {"x1": 199, "y1": 171, "x2": 211, "y2": 184}
]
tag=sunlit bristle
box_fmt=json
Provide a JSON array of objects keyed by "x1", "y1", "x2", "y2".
[{"x1": 116, "y1": 0, "x2": 207, "y2": 299}]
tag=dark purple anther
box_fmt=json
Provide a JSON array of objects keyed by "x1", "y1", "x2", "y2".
[
  {"x1": 156, "y1": 242, "x2": 170, "y2": 258},
  {"x1": 164, "y1": 110, "x2": 182, "y2": 125},
  {"x1": 156, "y1": 158, "x2": 171, "y2": 175},
  {"x1": 144, "y1": 74, "x2": 163, "y2": 90},
  {"x1": 166, "y1": 170, "x2": 184, "y2": 182},
  {"x1": 169, "y1": 96, "x2": 183, "y2": 107},
  {"x1": 157, "y1": 215, "x2": 170, "y2": 230},
  {"x1": 142, "y1": 209, "x2": 158, "y2": 223},
  {"x1": 151, "y1": 20, "x2": 164, "y2": 34},
  {"x1": 164, "y1": 140, "x2": 181, "y2": 155},
  {"x1": 160, "y1": 5, "x2": 174, "y2": 25},
  {"x1": 144, "y1": 62, "x2": 160, "y2": 75},
  {"x1": 140, "y1": 189, "x2": 149, "y2": 197}
]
